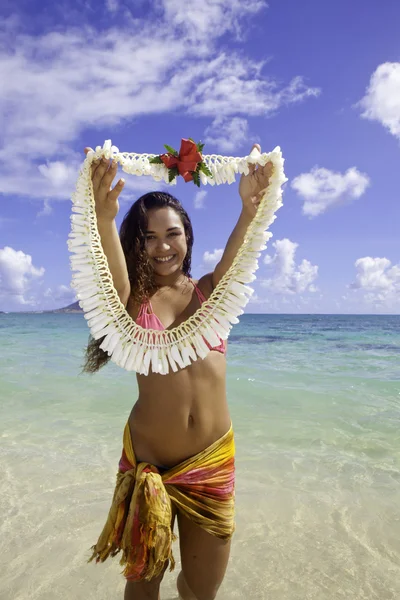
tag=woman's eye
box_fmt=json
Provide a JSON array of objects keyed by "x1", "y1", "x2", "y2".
[{"x1": 146, "y1": 232, "x2": 180, "y2": 240}]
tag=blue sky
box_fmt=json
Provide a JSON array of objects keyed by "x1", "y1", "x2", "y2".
[{"x1": 0, "y1": 0, "x2": 399, "y2": 314}]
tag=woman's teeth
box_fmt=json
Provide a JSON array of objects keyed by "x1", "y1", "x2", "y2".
[{"x1": 154, "y1": 255, "x2": 175, "y2": 263}]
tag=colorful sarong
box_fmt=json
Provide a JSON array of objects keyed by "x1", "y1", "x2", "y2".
[{"x1": 88, "y1": 423, "x2": 235, "y2": 582}]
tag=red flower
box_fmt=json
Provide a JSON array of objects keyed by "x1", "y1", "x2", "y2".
[{"x1": 161, "y1": 139, "x2": 202, "y2": 182}]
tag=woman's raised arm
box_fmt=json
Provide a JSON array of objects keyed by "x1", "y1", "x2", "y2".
[
  {"x1": 212, "y1": 143, "x2": 273, "y2": 289},
  {"x1": 84, "y1": 147, "x2": 131, "y2": 306}
]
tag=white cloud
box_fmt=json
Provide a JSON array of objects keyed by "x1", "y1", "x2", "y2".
[
  {"x1": 0, "y1": 3, "x2": 320, "y2": 201},
  {"x1": 203, "y1": 248, "x2": 224, "y2": 268},
  {"x1": 106, "y1": 0, "x2": 119, "y2": 13},
  {"x1": 261, "y1": 238, "x2": 318, "y2": 294},
  {"x1": 204, "y1": 116, "x2": 250, "y2": 152},
  {"x1": 38, "y1": 161, "x2": 75, "y2": 188},
  {"x1": 0, "y1": 217, "x2": 16, "y2": 228},
  {"x1": 350, "y1": 256, "x2": 400, "y2": 309},
  {"x1": 37, "y1": 199, "x2": 53, "y2": 218},
  {"x1": 357, "y1": 62, "x2": 400, "y2": 139},
  {"x1": 162, "y1": 0, "x2": 267, "y2": 40},
  {"x1": 0, "y1": 246, "x2": 45, "y2": 305},
  {"x1": 194, "y1": 190, "x2": 207, "y2": 209},
  {"x1": 248, "y1": 290, "x2": 323, "y2": 313},
  {"x1": 190, "y1": 61, "x2": 320, "y2": 118},
  {"x1": 44, "y1": 284, "x2": 76, "y2": 307},
  {"x1": 291, "y1": 166, "x2": 370, "y2": 217}
]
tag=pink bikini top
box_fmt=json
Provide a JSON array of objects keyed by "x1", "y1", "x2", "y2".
[{"x1": 136, "y1": 279, "x2": 226, "y2": 355}]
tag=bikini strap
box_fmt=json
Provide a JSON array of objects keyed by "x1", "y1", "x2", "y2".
[
  {"x1": 137, "y1": 299, "x2": 153, "y2": 317},
  {"x1": 190, "y1": 278, "x2": 206, "y2": 303}
]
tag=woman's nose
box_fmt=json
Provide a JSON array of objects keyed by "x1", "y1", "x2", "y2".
[{"x1": 156, "y1": 240, "x2": 171, "y2": 251}]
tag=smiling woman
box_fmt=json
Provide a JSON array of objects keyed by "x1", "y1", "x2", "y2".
[
  {"x1": 68, "y1": 140, "x2": 286, "y2": 376},
  {"x1": 68, "y1": 139, "x2": 286, "y2": 600}
]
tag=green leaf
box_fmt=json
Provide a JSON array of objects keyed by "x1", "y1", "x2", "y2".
[
  {"x1": 192, "y1": 171, "x2": 200, "y2": 187},
  {"x1": 164, "y1": 144, "x2": 178, "y2": 156},
  {"x1": 168, "y1": 167, "x2": 179, "y2": 183},
  {"x1": 149, "y1": 156, "x2": 163, "y2": 164},
  {"x1": 199, "y1": 162, "x2": 213, "y2": 178}
]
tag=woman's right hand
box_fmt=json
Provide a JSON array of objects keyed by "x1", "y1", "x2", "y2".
[{"x1": 84, "y1": 147, "x2": 125, "y2": 222}]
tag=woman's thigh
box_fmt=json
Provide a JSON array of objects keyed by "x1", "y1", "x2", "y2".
[{"x1": 177, "y1": 512, "x2": 232, "y2": 600}]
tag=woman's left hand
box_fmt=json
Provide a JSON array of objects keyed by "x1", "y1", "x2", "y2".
[{"x1": 239, "y1": 143, "x2": 274, "y2": 217}]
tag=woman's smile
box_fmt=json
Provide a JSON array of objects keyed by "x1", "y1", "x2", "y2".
[{"x1": 153, "y1": 254, "x2": 177, "y2": 263}]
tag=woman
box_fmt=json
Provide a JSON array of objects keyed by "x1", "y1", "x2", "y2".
[{"x1": 83, "y1": 144, "x2": 272, "y2": 600}]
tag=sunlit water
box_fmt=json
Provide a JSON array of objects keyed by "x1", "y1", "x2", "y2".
[{"x1": 1, "y1": 313, "x2": 399, "y2": 599}]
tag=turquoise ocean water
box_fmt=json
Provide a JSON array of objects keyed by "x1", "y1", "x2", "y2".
[{"x1": 1, "y1": 313, "x2": 400, "y2": 600}]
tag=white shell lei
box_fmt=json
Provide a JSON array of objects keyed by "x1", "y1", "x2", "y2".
[{"x1": 68, "y1": 140, "x2": 287, "y2": 375}]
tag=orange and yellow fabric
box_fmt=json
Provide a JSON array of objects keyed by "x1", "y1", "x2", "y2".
[{"x1": 89, "y1": 423, "x2": 236, "y2": 581}]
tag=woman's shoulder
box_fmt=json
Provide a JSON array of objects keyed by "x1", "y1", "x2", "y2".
[
  {"x1": 193, "y1": 273, "x2": 214, "y2": 301},
  {"x1": 126, "y1": 294, "x2": 143, "y2": 320}
]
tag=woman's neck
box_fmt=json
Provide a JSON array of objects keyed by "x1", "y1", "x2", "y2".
[{"x1": 153, "y1": 270, "x2": 189, "y2": 290}]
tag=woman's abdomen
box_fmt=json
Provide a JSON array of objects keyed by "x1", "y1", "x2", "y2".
[{"x1": 128, "y1": 353, "x2": 230, "y2": 467}]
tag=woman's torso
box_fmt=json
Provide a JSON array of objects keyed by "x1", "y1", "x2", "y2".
[{"x1": 126, "y1": 275, "x2": 231, "y2": 468}]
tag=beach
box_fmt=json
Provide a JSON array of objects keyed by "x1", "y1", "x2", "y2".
[{"x1": 1, "y1": 313, "x2": 399, "y2": 599}]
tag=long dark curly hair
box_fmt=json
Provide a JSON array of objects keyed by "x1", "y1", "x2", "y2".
[{"x1": 82, "y1": 191, "x2": 194, "y2": 374}]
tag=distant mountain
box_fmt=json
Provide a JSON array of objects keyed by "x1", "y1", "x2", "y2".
[
  {"x1": 0, "y1": 302, "x2": 83, "y2": 315},
  {"x1": 50, "y1": 300, "x2": 83, "y2": 313}
]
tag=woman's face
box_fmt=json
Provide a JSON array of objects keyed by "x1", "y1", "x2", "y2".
[{"x1": 144, "y1": 207, "x2": 188, "y2": 276}]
